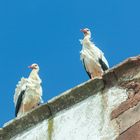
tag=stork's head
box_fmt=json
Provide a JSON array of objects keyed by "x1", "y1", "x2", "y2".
[
  {"x1": 28, "y1": 63, "x2": 39, "y2": 72},
  {"x1": 80, "y1": 28, "x2": 91, "y2": 38}
]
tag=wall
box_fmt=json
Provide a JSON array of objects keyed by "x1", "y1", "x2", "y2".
[{"x1": 11, "y1": 87, "x2": 127, "y2": 140}]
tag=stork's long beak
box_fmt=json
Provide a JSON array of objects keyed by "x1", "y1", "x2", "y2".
[
  {"x1": 28, "y1": 65, "x2": 33, "y2": 69},
  {"x1": 80, "y1": 29, "x2": 87, "y2": 34}
]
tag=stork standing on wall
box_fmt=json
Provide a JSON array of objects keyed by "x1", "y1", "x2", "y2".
[
  {"x1": 80, "y1": 28, "x2": 109, "y2": 79},
  {"x1": 14, "y1": 63, "x2": 43, "y2": 117}
]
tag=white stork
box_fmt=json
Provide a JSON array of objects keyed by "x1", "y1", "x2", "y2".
[
  {"x1": 14, "y1": 63, "x2": 43, "y2": 117},
  {"x1": 80, "y1": 28, "x2": 109, "y2": 79}
]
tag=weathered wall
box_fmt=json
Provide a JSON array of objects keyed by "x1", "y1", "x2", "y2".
[
  {"x1": 1, "y1": 55, "x2": 140, "y2": 140},
  {"x1": 11, "y1": 87, "x2": 128, "y2": 140}
]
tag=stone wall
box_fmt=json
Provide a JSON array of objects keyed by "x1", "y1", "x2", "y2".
[{"x1": 0, "y1": 56, "x2": 140, "y2": 140}]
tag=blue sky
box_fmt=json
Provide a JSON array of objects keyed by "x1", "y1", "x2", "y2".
[{"x1": 0, "y1": 0, "x2": 140, "y2": 127}]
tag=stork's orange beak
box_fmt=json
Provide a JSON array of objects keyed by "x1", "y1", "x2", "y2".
[
  {"x1": 80, "y1": 29, "x2": 87, "y2": 34},
  {"x1": 28, "y1": 65, "x2": 33, "y2": 69}
]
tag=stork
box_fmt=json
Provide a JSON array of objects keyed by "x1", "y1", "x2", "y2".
[
  {"x1": 14, "y1": 63, "x2": 43, "y2": 117},
  {"x1": 80, "y1": 28, "x2": 109, "y2": 79}
]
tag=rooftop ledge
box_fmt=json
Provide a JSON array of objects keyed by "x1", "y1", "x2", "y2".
[{"x1": 1, "y1": 55, "x2": 140, "y2": 140}]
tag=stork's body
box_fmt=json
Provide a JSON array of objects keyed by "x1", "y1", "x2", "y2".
[
  {"x1": 80, "y1": 28, "x2": 109, "y2": 79},
  {"x1": 14, "y1": 64, "x2": 43, "y2": 117}
]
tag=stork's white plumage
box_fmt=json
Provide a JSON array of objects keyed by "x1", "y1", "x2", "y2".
[
  {"x1": 80, "y1": 28, "x2": 109, "y2": 79},
  {"x1": 14, "y1": 63, "x2": 43, "y2": 117}
]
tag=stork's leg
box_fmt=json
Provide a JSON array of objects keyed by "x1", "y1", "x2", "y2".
[
  {"x1": 91, "y1": 68, "x2": 102, "y2": 79},
  {"x1": 95, "y1": 68, "x2": 103, "y2": 78},
  {"x1": 32, "y1": 104, "x2": 38, "y2": 109},
  {"x1": 98, "y1": 72, "x2": 102, "y2": 78},
  {"x1": 23, "y1": 104, "x2": 25, "y2": 114},
  {"x1": 91, "y1": 74, "x2": 94, "y2": 79}
]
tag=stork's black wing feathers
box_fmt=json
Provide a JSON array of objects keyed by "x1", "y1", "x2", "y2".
[
  {"x1": 15, "y1": 90, "x2": 25, "y2": 117},
  {"x1": 99, "y1": 58, "x2": 109, "y2": 71},
  {"x1": 82, "y1": 59, "x2": 91, "y2": 78}
]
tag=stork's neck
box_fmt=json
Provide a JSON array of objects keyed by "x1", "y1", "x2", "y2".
[
  {"x1": 28, "y1": 69, "x2": 41, "y2": 83},
  {"x1": 82, "y1": 34, "x2": 93, "y2": 48},
  {"x1": 84, "y1": 34, "x2": 91, "y2": 40}
]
